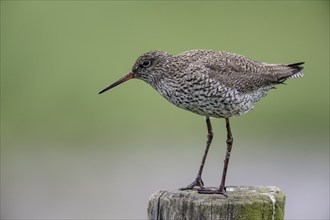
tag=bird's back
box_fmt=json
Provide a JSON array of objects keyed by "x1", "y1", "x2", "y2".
[{"x1": 176, "y1": 50, "x2": 304, "y2": 93}]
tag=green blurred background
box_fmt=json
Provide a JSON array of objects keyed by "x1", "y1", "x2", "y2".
[{"x1": 1, "y1": 1, "x2": 329, "y2": 219}]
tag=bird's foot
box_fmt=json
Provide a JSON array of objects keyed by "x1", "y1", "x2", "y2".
[
  {"x1": 180, "y1": 177, "x2": 205, "y2": 190},
  {"x1": 197, "y1": 187, "x2": 227, "y2": 196}
]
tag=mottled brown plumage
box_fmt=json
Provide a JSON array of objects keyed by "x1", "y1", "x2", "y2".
[{"x1": 99, "y1": 49, "x2": 304, "y2": 195}]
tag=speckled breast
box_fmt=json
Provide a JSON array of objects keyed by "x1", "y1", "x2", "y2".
[{"x1": 153, "y1": 77, "x2": 257, "y2": 118}]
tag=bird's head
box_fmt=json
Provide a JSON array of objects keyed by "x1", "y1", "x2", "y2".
[{"x1": 99, "y1": 50, "x2": 171, "y2": 94}]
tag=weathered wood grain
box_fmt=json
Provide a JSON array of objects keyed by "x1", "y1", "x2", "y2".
[{"x1": 148, "y1": 186, "x2": 285, "y2": 220}]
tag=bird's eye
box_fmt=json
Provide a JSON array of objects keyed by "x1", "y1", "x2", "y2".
[{"x1": 141, "y1": 60, "x2": 151, "y2": 68}]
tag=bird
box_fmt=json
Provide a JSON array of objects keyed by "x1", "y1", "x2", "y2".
[{"x1": 99, "y1": 49, "x2": 304, "y2": 195}]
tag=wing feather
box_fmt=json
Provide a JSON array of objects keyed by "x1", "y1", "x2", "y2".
[{"x1": 199, "y1": 54, "x2": 303, "y2": 92}]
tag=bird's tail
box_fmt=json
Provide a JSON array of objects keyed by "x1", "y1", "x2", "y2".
[
  {"x1": 287, "y1": 62, "x2": 304, "y2": 79},
  {"x1": 268, "y1": 62, "x2": 304, "y2": 83}
]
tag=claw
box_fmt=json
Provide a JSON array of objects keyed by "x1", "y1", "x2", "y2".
[
  {"x1": 180, "y1": 177, "x2": 205, "y2": 190},
  {"x1": 197, "y1": 186, "x2": 227, "y2": 196}
]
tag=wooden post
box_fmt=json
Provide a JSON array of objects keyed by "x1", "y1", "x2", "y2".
[{"x1": 148, "y1": 186, "x2": 285, "y2": 220}]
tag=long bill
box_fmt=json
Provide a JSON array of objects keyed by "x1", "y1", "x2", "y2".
[{"x1": 98, "y1": 72, "x2": 135, "y2": 94}]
